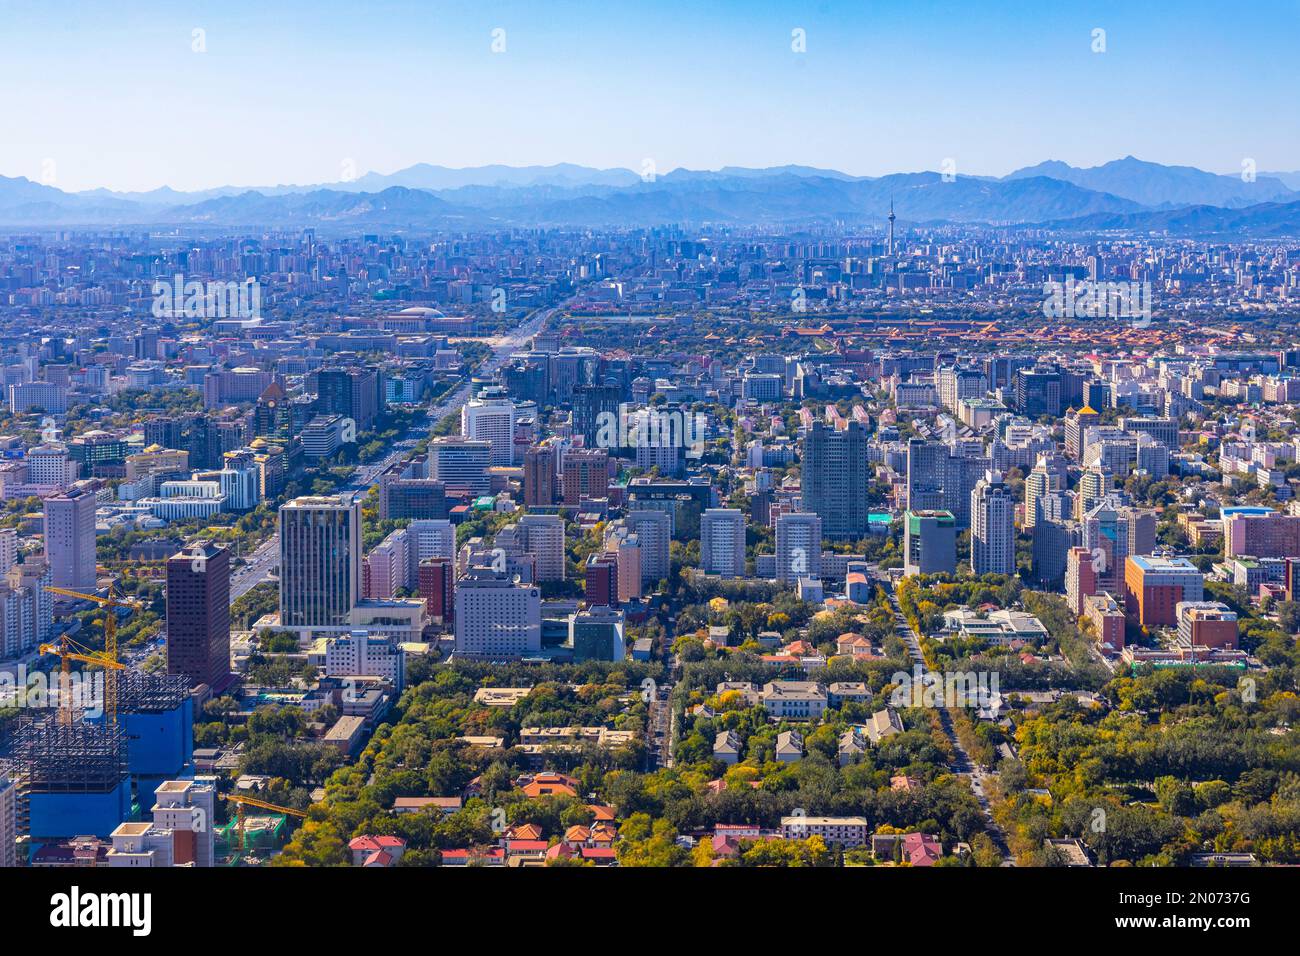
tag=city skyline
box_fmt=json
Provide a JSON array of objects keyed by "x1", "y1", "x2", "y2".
[{"x1": 2, "y1": 0, "x2": 1297, "y2": 192}]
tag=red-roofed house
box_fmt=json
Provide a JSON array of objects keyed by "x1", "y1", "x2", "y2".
[{"x1": 348, "y1": 835, "x2": 407, "y2": 867}]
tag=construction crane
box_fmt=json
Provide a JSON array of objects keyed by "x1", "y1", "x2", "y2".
[
  {"x1": 44, "y1": 586, "x2": 145, "y2": 730},
  {"x1": 37, "y1": 634, "x2": 126, "y2": 726},
  {"x1": 220, "y1": 793, "x2": 308, "y2": 855}
]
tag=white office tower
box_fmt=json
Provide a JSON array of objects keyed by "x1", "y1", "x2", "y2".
[
  {"x1": 279, "y1": 495, "x2": 362, "y2": 631},
  {"x1": 27, "y1": 444, "x2": 75, "y2": 487},
  {"x1": 627, "y1": 510, "x2": 671, "y2": 584},
  {"x1": 43, "y1": 480, "x2": 98, "y2": 592},
  {"x1": 701, "y1": 508, "x2": 747, "y2": 578},
  {"x1": 1023, "y1": 453, "x2": 1065, "y2": 529},
  {"x1": 454, "y1": 567, "x2": 541, "y2": 658},
  {"x1": 461, "y1": 388, "x2": 519, "y2": 467},
  {"x1": 775, "y1": 511, "x2": 822, "y2": 584},
  {"x1": 971, "y1": 470, "x2": 1016, "y2": 576},
  {"x1": 428, "y1": 437, "x2": 492, "y2": 495},
  {"x1": 518, "y1": 513, "x2": 566, "y2": 582}
]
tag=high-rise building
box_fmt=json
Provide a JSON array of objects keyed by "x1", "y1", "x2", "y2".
[
  {"x1": 904, "y1": 509, "x2": 957, "y2": 577},
  {"x1": 971, "y1": 470, "x2": 1015, "y2": 576},
  {"x1": 1023, "y1": 453, "x2": 1066, "y2": 529},
  {"x1": 314, "y1": 367, "x2": 378, "y2": 432},
  {"x1": 523, "y1": 444, "x2": 557, "y2": 507},
  {"x1": 775, "y1": 512, "x2": 822, "y2": 584},
  {"x1": 453, "y1": 567, "x2": 541, "y2": 658},
  {"x1": 936, "y1": 365, "x2": 988, "y2": 415},
  {"x1": 461, "y1": 388, "x2": 519, "y2": 466},
  {"x1": 279, "y1": 495, "x2": 362, "y2": 631},
  {"x1": 569, "y1": 606, "x2": 626, "y2": 662},
  {"x1": 585, "y1": 552, "x2": 619, "y2": 607},
  {"x1": 701, "y1": 508, "x2": 746, "y2": 578},
  {"x1": 0, "y1": 558, "x2": 53, "y2": 659},
  {"x1": 1064, "y1": 405, "x2": 1102, "y2": 459},
  {"x1": 518, "y1": 513, "x2": 566, "y2": 582},
  {"x1": 43, "y1": 481, "x2": 98, "y2": 592},
  {"x1": 626, "y1": 509, "x2": 671, "y2": 585},
  {"x1": 417, "y1": 556, "x2": 454, "y2": 625},
  {"x1": 0, "y1": 528, "x2": 16, "y2": 575},
  {"x1": 562, "y1": 448, "x2": 610, "y2": 506},
  {"x1": 1081, "y1": 501, "x2": 1156, "y2": 594},
  {"x1": 1076, "y1": 466, "x2": 1112, "y2": 519},
  {"x1": 802, "y1": 421, "x2": 870, "y2": 539},
  {"x1": 428, "y1": 437, "x2": 491, "y2": 496},
  {"x1": 166, "y1": 542, "x2": 231, "y2": 688},
  {"x1": 406, "y1": 519, "x2": 456, "y2": 579},
  {"x1": 1124, "y1": 555, "x2": 1204, "y2": 628},
  {"x1": 572, "y1": 384, "x2": 622, "y2": 448},
  {"x1": 906, "y1": 438, "x2": 989, "y2": 529},
  {"x1": 1012, "y1": 367, "x2": 1063, "y2": 418}
]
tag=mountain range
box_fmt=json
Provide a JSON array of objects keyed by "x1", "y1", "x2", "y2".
[{"x1": 2, "y1": 157, "x2": 1299, "y2": 235}]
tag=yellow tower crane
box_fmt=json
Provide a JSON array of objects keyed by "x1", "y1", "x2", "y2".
[
  {"x1": 44, "y1": 586, "x2": 145, "y2": 729},
  {"x1": 220, "y1": 793, "x2": 308, "y2": 855},
  {"x1": 37, "y1": 633, "x2": 126, "y2": 726}
]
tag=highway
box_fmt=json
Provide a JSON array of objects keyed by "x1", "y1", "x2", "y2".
[{"x1": 226, "y1": 305, "x2": 555, "y2": 605}]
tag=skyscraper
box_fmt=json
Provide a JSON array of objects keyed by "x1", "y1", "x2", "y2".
[
  {"x1": 279, "y1": 495, "x2": 362, "y2": 631},
  {"x1": 802, "y1": 421, "x2": 870, "y2": 539},
  {"x1": 775, "y1": 511, "x2": 822, "y2": 584},
  {"x1": 700, "y1": 508, "x2": 746, "y2": 578},
  {"x1": 523, "y1": 444, "x2": 557, "y2": 507},
  {"x1": 43, "y1": 480, "x2": 98, "y2": 592},
  {"x1": 562, "y1": 448, "x2": 610, "y2": 506},
  {"x1": 461, "y1": 387, "x2": 519, "y2": 466},
  {"x1": 1023, "y1": 453, "x2": 1066, "y2": 529},
  {"x1": 428, "y1": 437, "x2": 491, "y2": 496},
  {"x1": 971, "y1": 471, "x2": 1015, "y2": 576},
  {"x1": 417, "y1": 557, "x2": 454, "y2": 626},
  {"x1": 166, "y1": 542, "x2": 231, "y2": 689}
]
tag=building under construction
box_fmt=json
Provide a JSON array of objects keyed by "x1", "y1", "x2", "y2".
[
  {"x1": 5, "y1": 713, "x2": 130, "y2": 840},
  {"x1": 115, "y1": 673, "x2": 194, "y2": 784}
]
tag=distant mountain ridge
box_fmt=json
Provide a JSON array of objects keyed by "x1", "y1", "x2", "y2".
[{"x1": 0, "y1": 158, "x2": 1297, "y2": 235}]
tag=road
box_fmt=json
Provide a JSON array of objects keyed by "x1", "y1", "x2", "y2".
[
  {"x1": 882, "y1": 580, "x2": 1015, "y2": 865},
  {"x1": 227, "y1": 305, "x2": 556, "y2": 605}
]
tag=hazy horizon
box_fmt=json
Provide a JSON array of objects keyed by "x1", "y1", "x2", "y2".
[{"x1": 2, "y1": 0, "x2": 1296, "y2": 193}]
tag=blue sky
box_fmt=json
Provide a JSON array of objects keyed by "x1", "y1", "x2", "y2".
[{"x1": 1, "y1": 0, "x2": 1296, "y2": 192}]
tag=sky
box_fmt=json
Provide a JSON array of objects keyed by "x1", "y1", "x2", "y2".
[{"x1": 1, "y1": 0, "x2": 1296, "y2": 193}]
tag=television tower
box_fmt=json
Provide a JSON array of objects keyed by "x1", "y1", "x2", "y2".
[{"x1": 886, "y1": 198, "x2": 896, "y2": 256}]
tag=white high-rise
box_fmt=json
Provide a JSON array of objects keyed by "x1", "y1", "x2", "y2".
[
  {"x1": 627, "y1": 510, "x2": 671, "y2": 584},
  {"x1": 454, "y1": 567, "x2": 541, "y2": 658},
  {"x1": 428, "y1": 437, "x2": 492, "y2": 495},
  {"x1": 701, "y1": 508, "x2": 746, "y2": 578},
  {"x1": 971, "y1": 471, "x2": 1015, "y2": 576},
  {"x1": 775, "y1": 512, "x2": 822, "y2": 584},
  {"x1": 44, "y1": 481, "x2": 98, "y2": 592},
  {"x1": 518, "y1": 513, "x2": 566, "y2": 582},
  {"x1": 461, "y1": 388, "x2": 518, "y2": 467}
]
